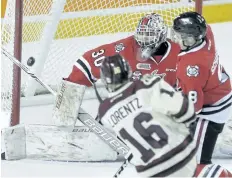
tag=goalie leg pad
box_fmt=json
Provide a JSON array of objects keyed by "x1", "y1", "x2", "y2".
[
  {"x1": 52, "y1": 80, "x2": 86, "y2": 127},
  {"x1": 2, "y1": 125, "x2": 26, "y2": 160},
  {"x1": 2, "y1": 124, "x2": 117, "y2": 161}
]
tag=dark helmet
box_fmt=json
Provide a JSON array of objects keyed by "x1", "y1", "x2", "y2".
[
  {"x1": 173, "y1": 12, "x2": 207, "y2": 40},
  {"x1": 100, "y1": 54, "x2": 132, "y2": 92}
]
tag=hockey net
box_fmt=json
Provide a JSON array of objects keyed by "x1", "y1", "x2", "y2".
[{"x1": 1, "y1": 0, "x2": 202, "y2": 126}]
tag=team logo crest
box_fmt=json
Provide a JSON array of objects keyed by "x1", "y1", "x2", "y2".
[
  {"x1": 136, "y1": 63, "x2": 151, "y2": 70},
  {"x1": 187, "y1": 65, "x2": 199, "y2": 77},
  {"x1": 132, "y1": 71, "x2": 142, "y2": 81},
  {"x1": 115, "y1": 43, "x2": 125, "y2": 53}
]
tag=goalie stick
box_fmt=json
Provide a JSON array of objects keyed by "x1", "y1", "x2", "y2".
[
  {"x1": 2, "y1": 47, "x2": 131, "y2": 177},
  {"x1": 2, "y1": 48, "x2": 56, "y2": 96}
]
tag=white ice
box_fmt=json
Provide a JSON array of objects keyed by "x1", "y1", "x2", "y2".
[{"x1": 1, "y1": 22, "x2": 232, "y2": 177}]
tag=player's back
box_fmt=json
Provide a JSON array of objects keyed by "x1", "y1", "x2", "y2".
[{"x1": 98, "y1": 78, "x2": 197, "y2": 177}]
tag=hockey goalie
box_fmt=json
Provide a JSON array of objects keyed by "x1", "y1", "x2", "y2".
[
  {"x1": 51, "y1": 13, "x2": 181, "y2": 130},
  {"x1": 2, "y1": 13, "x2": 181, "y2": 164}
]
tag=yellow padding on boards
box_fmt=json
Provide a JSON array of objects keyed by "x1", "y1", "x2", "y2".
[
  {"x1": 203, "y1": 3, "x2": 232, "y2": 23},
  {"x1": 55, "y1": 9, "x2": 181, "y2": 39},
  {"x1": 63, "y1": 0, "x2": 180, "y2": 12},
  {"x1": 3, "y1": 8, "x2": 188, "y2": 43},
  {"x1": 2, "y1": 3, "x2": 231, "y2": 43}
]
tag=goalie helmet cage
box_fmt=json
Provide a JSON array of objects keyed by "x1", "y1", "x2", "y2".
[{"x1": 1, "y1": 0, "x2": 203, "y2": 126}]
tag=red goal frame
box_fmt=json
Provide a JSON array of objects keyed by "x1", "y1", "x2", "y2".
[{"x1": 10, "y1": 0, "x2": 23, "y2": 126}]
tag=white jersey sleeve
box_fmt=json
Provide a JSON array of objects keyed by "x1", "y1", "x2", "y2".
[{"x1": 139, "y1": 74, "x2": 196, "y2": 125}]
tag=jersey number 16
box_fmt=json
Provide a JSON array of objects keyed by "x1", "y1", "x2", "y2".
[{"x1": 119, "y1": 112, "x2": 168, "y2": 163}]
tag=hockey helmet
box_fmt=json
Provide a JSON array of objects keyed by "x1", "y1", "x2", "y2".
[
  {"x1": 100, "y1": 54, "x2": 132, "y2": 92},
  {"x1": 172, "y1": 12, "x2": 207, "y2": 49},
  {"x1": 134, "y1": 13, "x2": 168, "y2": 58}
]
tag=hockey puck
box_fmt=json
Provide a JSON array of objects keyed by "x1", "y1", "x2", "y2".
[
  {"x1": 27, "y1": 57, "x2": 35, "y2": 66},
  {"x1": 1, "y1": 152, "x2": 6, "y2": 160}
]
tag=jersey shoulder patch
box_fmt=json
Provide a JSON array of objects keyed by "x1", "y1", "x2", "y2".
[{"x1": 186, "y1": 65, "x2": 200, "y2": 77}]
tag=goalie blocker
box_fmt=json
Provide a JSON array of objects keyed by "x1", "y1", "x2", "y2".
[{"x1": 52, "y1": 79, "x2": 86, "y2": 127}]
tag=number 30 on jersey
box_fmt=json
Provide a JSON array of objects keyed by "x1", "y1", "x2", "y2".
[{"x1": 91, "y1": 49, "x2": 105, "y2": 67}]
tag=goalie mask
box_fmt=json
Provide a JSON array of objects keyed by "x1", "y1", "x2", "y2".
[
  {"x1": 100, "y1": 54, "x2": 132, "y2": 92},
  {"x1": 134, "y1": 13, "x2": 168, "y2": 59},
  {"x1": 172, "y1": 12, "x2": 207, "y2": 50}
]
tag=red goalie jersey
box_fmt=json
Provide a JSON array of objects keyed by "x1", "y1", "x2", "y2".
[
  {"x1": 176, "y1": 25, "x2": 232, "y2": 123},
  {"x1": 66, "y1": 36, "x2": 180, "y2": 87}
]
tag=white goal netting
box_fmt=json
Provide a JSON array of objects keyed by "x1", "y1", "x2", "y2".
[{"x1": 1, "y1": 0, "x2": 195, "y2": 125}]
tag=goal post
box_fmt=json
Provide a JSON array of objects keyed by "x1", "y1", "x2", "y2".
[
  {"x1": 1, "y1": 0, "x2": 203, "y2": 127},
  {"x1": 195, "y1": 0, "x2": 203, "y2": 15},
  {"x1": 1, "y1": 0, "x2": 23, "y2": 126}
]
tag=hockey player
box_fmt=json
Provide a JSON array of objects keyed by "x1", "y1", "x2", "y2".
[
  {"x1": 172, "y1": 12, "x2": 232, "y2": 175},
  {"x1": 52, "y1": 13, "x2": 180, "y2": 127},
  {"x1": 97, "y1": 54, "x2": 197, "y2": 177},
  {"x1": 66, "y1": 13, "x2": 179, "y2": 86}
]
